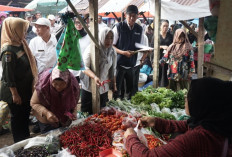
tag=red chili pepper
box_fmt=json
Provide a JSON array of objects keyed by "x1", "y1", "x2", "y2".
[{"x1": 60, "y1": 122, "x2": 112, "y2": 157}]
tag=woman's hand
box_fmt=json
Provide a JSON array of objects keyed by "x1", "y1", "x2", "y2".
[
  {"x1": 45, "y1": 111, "x2": 59, "y2": 123},
  {"x1": 94, "y1": 76, "x2": 101, "y2": 86},
  {"x1": 140, "y1": 117, "x2": 156, "y2": 128},
  {"x1": 113, "y1": 83, "x2": 117, "y2": 92},
  {"x1": 161, "y1": 45, "x2": 168, "y2": 50},
  {"x1": 124, "y1": 128, "x2": 136, "y2": 139},
  {"x1": 12, "y1": 93, "x2": 22, "y2": 105}
]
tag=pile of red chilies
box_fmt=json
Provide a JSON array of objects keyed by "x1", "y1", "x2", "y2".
[{"x1": 60, "y1": 122, "x2": 112, "y2": 157}]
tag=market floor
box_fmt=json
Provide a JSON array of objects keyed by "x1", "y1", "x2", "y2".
[{"x1": 0, "y1": 91, "x2": 113, "y2": 149}]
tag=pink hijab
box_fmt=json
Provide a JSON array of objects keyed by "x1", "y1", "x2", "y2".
[
  {"x1": 35, "y1": 67, "x2": 79, "y2": 124},
  {"x1": 0, "y1": 12, "x2": 7, "y2": 25}
]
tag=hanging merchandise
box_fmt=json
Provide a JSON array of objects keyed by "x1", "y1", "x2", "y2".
[
  {"x1": 56, "y1": 13, "x2": 85, "y2": 71},
  {"x1": 204, "y1": 16, "x2": 218, "y2": 42}
]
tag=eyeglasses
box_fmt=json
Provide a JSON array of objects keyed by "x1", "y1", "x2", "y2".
[{"x1": 75, "y1": 21, "x2": 81, "y2": 25}]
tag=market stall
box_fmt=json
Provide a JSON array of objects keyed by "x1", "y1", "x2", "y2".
[{"x1": 0, "y1": 86, "x2": 188, "y2": 157}]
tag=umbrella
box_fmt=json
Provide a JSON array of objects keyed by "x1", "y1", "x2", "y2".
[{"x1": 0, "y1": 5, "x2": 33, "y2": 12}]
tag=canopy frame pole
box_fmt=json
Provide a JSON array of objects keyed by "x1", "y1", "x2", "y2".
[
  {"x1": 139, "y1": 12, "x2": 148, "y2": 23},
  {"x1": 111, "y1": 12, "x2": 120, "y2": 22},
  {"x1": 121, "y1": 12, "x2": 125, "y2": 21},
  {"x1": 197, "y1": 17, "x2": 205, "y2": 78},
  {"x1": 66, "y1": 0, "x2": 100, "y2": 49},
  {"x1": 89, "y1": 0, "x2": 100, "y2": 114},
  {"x1": 153, "y1": 0, "x2": 161, "y2": 88},
  {"x1": 179, "y1": 20, "x2": 198, "y2": 38}
]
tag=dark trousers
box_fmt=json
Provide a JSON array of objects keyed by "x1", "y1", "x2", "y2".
[
  {"x1": 81, "y1": 89, "x2": 108, "y2": 115},
  {"x1": 8, "y1": 102, "x2": 31, "y2": 143},
  {"x1": 132, "y1": 65, "x2": 140, "y2": 96},
  {"x1": 114, "y1": 66, "x2": 134, "y2": 99},
  {"x1": 169, "y1": 80, "x2": 189, "y2": 91}
]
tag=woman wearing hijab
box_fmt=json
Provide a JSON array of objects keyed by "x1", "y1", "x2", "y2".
[
  {"x1": 30, "y1": 66, "x2": 79, "y2": 133},
  {"x1": 0, "y1": 12, "x2": 7, "y2": 26},
  {"x1": 69, "y1": 17, "x2": 91, "y2": 83},
  {"x1": 160, "y1": 28, "x2": 195, "y2": 91},
  {"x1": 0, "y1": 12, "x2": 8, "y2": 49},
  {"x1": 124, "y1": 77, "x2": 232, "y2": 157},
  {"x1": 0, "y1": 17, "x2": 38, "y2": 142},
  {"x1": 80, "y1": 27, "x2": 117, "y2": 114}
]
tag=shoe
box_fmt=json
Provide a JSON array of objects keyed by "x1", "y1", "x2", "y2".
[
  {"x1": 0, "y1": 128, "x2": 10, "y2": 136},
  {"x1": 32, "y1": 122, "x2": 40, "y2": 134}
]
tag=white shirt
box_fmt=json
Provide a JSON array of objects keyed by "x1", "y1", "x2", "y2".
[
  {"x1": 98, "y1": 22, "x2": 108, "y2": 31},
  {"x1": 112, "y1": 22, "x2": 147, "y2": 68},
  {"x1": 135, "y1": 34, "x2": 149, "y2": 66},
  {"x1": 29, "y1": 34, "x2": 57, "y2": 73},
  {"x1": 50, "y1": 23, "x2": 60, "y2": 35},
  {"x1": 80, "y1": 45, "x2": 117, "y2": 94},
  {"x1": 69, "y1": 34, "x2": 91, "y2": 77}
]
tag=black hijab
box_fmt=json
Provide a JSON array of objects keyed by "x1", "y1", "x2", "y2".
[
  {"x1": 187, "y1": 77, "x2": 232, "y2": 137},
  {"x1": 78, "y1": 28, "x2": 87, "y2": 37}
]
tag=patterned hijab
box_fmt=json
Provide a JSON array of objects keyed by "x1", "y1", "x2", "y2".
[
  {"x1": 187, "y1": 77, "x2": 232, "y2": 137},
  {"x1": 167, "y1": 28, "x2": 192, "y2": 59},
  {"x1": 35, "y1": 66, "x2": 79, "y2": 124},
  {"x1": 1, "y1": 17, "x2": 38, "y2": 83}
]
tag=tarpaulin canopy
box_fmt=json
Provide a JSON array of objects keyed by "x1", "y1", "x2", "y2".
[
  {"x1": 59, "y1": 0, "x2": 108, "y2": 14},
  {"x1": 0, "y1": 5, "x2": 33, "y2": 12},
  {"x1": 25, "y1": 0, "x2": 80, "y2": 15},
  {"x1": 150, "y1": 0, "x2": 211, "y2": 20},
  {"x1": 59, "y1": 0, "x2": 211, "y2": 20}
]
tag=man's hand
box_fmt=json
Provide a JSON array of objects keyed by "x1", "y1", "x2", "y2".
[
  {"x1": 12, "y1": 93, "x2": 22, "y2": 105},
  {"x1": 123, "y1": 51, "x2": 133, "y2": 58}
]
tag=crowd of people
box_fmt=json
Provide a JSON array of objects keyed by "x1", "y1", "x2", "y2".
[{"x1": 0, "y1": 3, "x2": 231, "y2": 156}]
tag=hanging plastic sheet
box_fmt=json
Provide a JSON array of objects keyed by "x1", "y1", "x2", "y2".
[{"x1": 56, "y1": 15, "x2": 85, "y2": 71}]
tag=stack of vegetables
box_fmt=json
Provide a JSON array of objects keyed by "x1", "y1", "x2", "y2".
[{"x1": 107, "y1": 86, "x2": 187, "y2": 120}]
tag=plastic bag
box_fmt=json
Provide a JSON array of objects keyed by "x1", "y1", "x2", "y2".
[
  {"x1": 161, "y1": 107, "x2": 171, "y2": 114},
  {"x1": 129, "y1": 108, "x2": 142, "y2": 119},
  {"x1": 122, "y1": 114, "x2": 137, "y2": 129},
  {"x1": 0, "y1": 101, "x2": 9, "y2": 126},
  {"x1": 134, "y1": 120, "x2": 148, "y2": 147},
  {"x1": 100, "y1": 106, "x2": 116, "y2": 115},
  {"x1": 112, "y1": 130, "x2": 126, "y2": 153},
  {"x1": 56, "y1": 148, "x2": 76, "y2": 157},
  {"x1": 150, "y1": 103, "x2": 161, "y2": 113},
  {"x1": 24, "y1": 137, "x2": 47, "y2": 149}
]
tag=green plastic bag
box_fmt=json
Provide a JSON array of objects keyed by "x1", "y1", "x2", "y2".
[
  {"x1": 57, "y1": 18, "x2": 85, "y2": 71},
  {"x1": 204, "y1": 44, "x2": 214, "y2": 54}
]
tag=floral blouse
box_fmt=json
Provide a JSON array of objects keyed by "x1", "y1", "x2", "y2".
[{"x1": 160, "y1": 50, "x2": 195, "y2": 81}]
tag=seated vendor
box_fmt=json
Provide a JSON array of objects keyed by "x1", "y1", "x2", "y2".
[
  {"x1": 30, "y1": 66, "x2": 80, "y2": 133},
  {"x1": 124, "y1": 77, "x2": 232, "y2": 157}
]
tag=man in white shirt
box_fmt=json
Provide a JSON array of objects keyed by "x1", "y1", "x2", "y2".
[
  {"x1": 29, "y1": 18, "x2": 57, "y2": 73},
  {"x1": 98, "y1": 15, "x2": 108, "y2": 30},
  {"x1": 47, "y1": 14, "x2": 60, "y2": 35}
]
